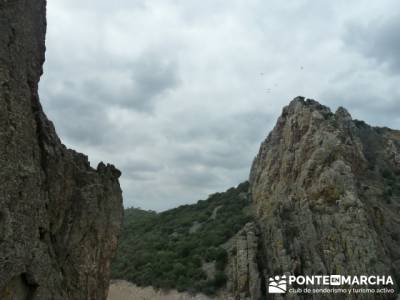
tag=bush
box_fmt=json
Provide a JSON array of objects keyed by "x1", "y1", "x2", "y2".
[
  {"x1": 214, "y1": 272, "x2": 227, "y2": 288},
  {"x1": 382, "y1": 169, "x2": 394, "y2": 180},
  {"x1": 215, "y1": 249, "x2": 228, "y2": 270}
]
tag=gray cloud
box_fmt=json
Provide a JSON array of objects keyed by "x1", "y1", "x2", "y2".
[
  {"x1": 79, "y1": 56, "x2": 180, "y2": 112},
  {"x1": 322, "y1": 85, "x2": 400, "y2": 129},
  {"x1": 344, "y1": 13, "x2": 400, "y2": 73},
  {"x1": 40, "y1": 0, "x2": 400, "y2": 211},
  {"x1": 42, "y1": 86, "x2": 113, "y2": 147}
]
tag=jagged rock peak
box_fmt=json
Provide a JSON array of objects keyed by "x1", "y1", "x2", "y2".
[
  {"x1": 284, "y1": 96, "x2": 332, "y2": 115},
  {"x1": 335, "y1": 106, "x2": 352, "y2": 121},
  {"x1": 249, "y1": 97, "x2": 400, "y2": 299},
  {"x1": 0, "y1": 1, "x2": 123, "y2": 299},
  {"x1": 284, "y1": 97, "x2": 353, "y2": 123}
]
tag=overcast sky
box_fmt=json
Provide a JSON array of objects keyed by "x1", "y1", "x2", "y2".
[{"x1": 39, "y1": 0, "x2": 400, "y2": 211}]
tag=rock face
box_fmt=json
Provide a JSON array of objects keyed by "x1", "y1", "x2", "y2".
[
  {"x1": 250, "y1": 97, "x2": 400, "y2": 298},
  {"x1": 225, "y1": 223, "x2": 262, "y2": 300},
  {"x1": 0, "y1": 1, "x2": 123, "y2": 299}
]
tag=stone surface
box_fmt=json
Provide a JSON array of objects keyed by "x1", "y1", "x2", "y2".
[
  {"x1": 225, "y1": 223, "x2": 262, "y2": 300},
  {"x1": 0, "y1": 1, "x2": 123, "y2": 299},
  {"x1": 249, "y1": 97, "x2": 400, "y2": 299}
]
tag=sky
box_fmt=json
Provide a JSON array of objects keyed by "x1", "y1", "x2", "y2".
[{"x1": 39, "y1": 0, "x2": 400, "y2": 211}]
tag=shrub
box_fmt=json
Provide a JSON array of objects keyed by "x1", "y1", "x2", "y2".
[
  {"x1": 382, "y1": 169, "x2": 394, "y2": 180},
  {"x1": 214, "y1": 272, "x2": 227, "y2": 288},
  {"x1": 215, "y1": 248, "x2": 228, "y2": 270}
]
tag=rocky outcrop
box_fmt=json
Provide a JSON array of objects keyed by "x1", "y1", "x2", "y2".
[
  {"x1": 225, "y1": 223, "x2": 262, "y2": 300},
  {"x1": 250, "y1": 97, "x2": 400, "y2": 299},
  {"x1": 0, "y1": 1, "x2": 123, "y2": 299}
]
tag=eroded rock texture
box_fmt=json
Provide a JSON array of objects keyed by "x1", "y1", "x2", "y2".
[
  {"x1": 0, "y1": 1, "x2": 123, "y2": 299},
  {"x1": 225, "y1": 223, "x2": 262, "y2": 300},
  {"x1": 250, "y1": 97, "x2": 400, "y2": 299}
]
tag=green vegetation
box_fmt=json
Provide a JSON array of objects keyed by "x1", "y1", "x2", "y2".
[
  {"x1": 111, "y1": 181, "x2": 251, "y2": 295},
  {"x1": 381, "y1": 168, "x2": 400, "y2": 204}
]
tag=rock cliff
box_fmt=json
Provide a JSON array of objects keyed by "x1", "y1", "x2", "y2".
[
  {"x1": 225, "y1": 223, "x2": 262, "y2": 300},
  {"x1": 0, "y1": 1, "x2": 123, "y2": 299},
  {"x1": 250, "y1": 97, "x2": 400, "y2": 299}
]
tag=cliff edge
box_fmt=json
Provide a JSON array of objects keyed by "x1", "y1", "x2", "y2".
[
  {"x1": 250, "y1": 97, "x2": 400, "y2": 299},
  {"x1": 0, "y1": 1, "x2": 123, "y2": 299}
]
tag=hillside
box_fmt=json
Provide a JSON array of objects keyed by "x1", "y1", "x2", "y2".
[{"x1": 111, "y1": 182, "x2": 252, "y2": 295}]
